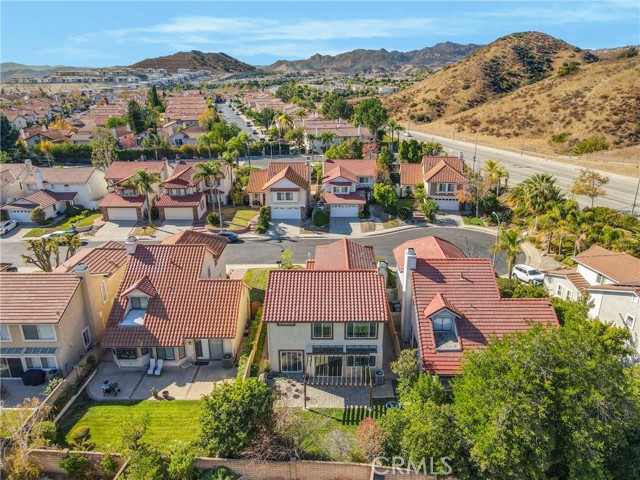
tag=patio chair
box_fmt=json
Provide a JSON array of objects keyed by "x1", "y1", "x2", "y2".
[
  {"x1": 147, "y1": 358, "x2": 156, "y2": 376},
  {"x1": 154, "y1": 358, "x2": 164, "y2": 376}
]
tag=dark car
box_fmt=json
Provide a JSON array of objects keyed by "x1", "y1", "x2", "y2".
[{"x1": 218, "y1": 231, "x2": 239, "y2": 243}]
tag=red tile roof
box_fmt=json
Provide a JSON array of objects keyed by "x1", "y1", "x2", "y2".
[
  {"x1": 121, "y1": 275, "x2": 158, "y2": 298},
  {"x1": 162, "y1": 230, "x2": 228, "y2": 259},
  {"x1": 411, "y1": 259, "x2": 558, "y2": 375},
  {"x1": 161, "y1": 161, "x2": 200, "y2": 188},
  {"x1": 247, "y1": 170, "x2": 269, "y2": 193},
  {"x1": 423, "y1": 160, "x2": 467, "y2": 184},
  {"x1": 5, "y1": 189, "x2": 77, "y2": 210},
  {"x1": 263, "y1": 270, "x2": 389, "y2": 323},
  {"x1": 54, "y1": 241, "x2": 128, "y2": 276},
  {"x1": 423, "y1": 293, "x2": 463, "y2": 318},
  {"x1": 314, "y1": 239, "x2": 376, "y2": 270},
  {"x1": 324, "y1": 159, "x2": 375, "y2": 179},
  {"x1": 322, "y1": 190, "x2": 366, "y2": 205},
  {"x1": 24, "y1": 167, "x2": 97, "y2": 185},
  {"x1": 322, "y1": 164, "x2": 358, "y2": 184},
  {"x1": 99, "y1": 192, "x2": 145, "y2": 208},
  {"x1": 263, "y1": 165, "x2": 308, "y2": 191},
  {"x1": 399, "y1": 163, "x2": 423, "y2": 186},
  {"x1": 102, "y1": 244, "x2": 246, "y2": 347},
  {"x1": 544, "y1": 267, "x2": 592, "y2": 295},
  {"x1": 156, "y1": 192, "x2": 204, "y2": 208},
  {"x1": 394, "y1": 236, "x2": 466, "y2": 271},
  {"x1": 104, "y1": 161, "x2": 167, "y2": 181},
  {"x1": 423, "y1": 156, "x2": 464, "y2": 173},
  {"x1": 573, "y1": 245, "x2": 640, "y2": 283},
  {"x1": 0, "y1": 273, "x2": 81, "y2": 324},
  {"x1": 267, "y1": 162, "x2": 308, "y2": 181}
]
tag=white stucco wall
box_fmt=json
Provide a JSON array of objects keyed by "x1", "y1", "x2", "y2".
[{"x1": 543, "y1": 275, "x2": 580, "y2": 302}]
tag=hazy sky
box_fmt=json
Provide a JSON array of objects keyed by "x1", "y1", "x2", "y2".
[{"x1": 1, "y1": 1, "x2": 638, "y2": 67}]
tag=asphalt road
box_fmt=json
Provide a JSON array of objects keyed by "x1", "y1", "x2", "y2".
[
  {"x1": 216, "y1": 101, "x2": 258, "y2": 139},
  {"x1": 406, "y1": 130, "x2": 639, "y2": 215},
  {"x1": 1, "y1": 226, "x2": 515, "y2": 276}
]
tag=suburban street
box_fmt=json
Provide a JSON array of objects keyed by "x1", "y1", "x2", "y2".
[{"x1": 408, "y1": 130, "x2": 640, "y2": 214}]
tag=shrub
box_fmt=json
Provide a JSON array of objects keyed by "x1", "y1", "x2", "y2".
[
  {"x1": 200, "y1": 467, "x2": 239, "y2": 480},
  {"x1": 258, "y1": 206, "x2": 270, "y2": 221},
  {"x1": 59, "y1": 453, "x2": 91, "y2": 480},
  {"x1": 418, "y1": 197, "x2": 439, "y2": 222},
  {"x1": 397, "y1": 206, "x2": 413, "y2": 221},
  {"x1": 356, "y1": 418, "x2": 387, "y2": 461},
  {"x1": 85, "y1": 354, "x2": 96, "y2": 369},
  {"x1": 358, "y1": 209, "x2": 371, "y2": 219},
  {"x1": 168, "y1": 442, "x2": 197, "y2": 480},
  {"x1": 30, "y1": 207, "x2": 46, "y2": 224},
  {"x1": 40, "y1": 421, "x2": 57, "y2": 444},
  {"x1": 207, "y1": 212, "x2": 220, "y2": 227},
  {"x1": 0, "y1": 209, "x2": 7, "y2": 221},
  {"x1": 551, "y1": 132, "x2": 569, "y2": 144},
  {"x1": 404, "y1": 186, "x2": 413, "y2": 198},
  {"x1": 43, "y1": 376, "x2": 64, "y2": 396},
  {"x1": 70, "y1": 426, "x2": 94, "y2": 450},
  {"x1": 558, "y1": 61, "x2": 581, "y2": 76},
  {"x1": 101, "y1": 453, "x2": 119, "y2": 475},
  {"x1": 573, "y1": 137, "x2": 610, "y2": 155},
  {"x1": 312, "y1": 207, "x2": 329, "y2": 227},
  {"x1": 385, "y1": 204, "x2": 398, "y2": 217}
]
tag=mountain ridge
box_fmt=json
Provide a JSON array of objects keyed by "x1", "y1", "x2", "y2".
[{"x1": 129, "y1": 50, "x2": 256, "y2": 74}]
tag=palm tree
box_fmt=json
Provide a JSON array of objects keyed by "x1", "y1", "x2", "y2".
[
  {"x1": 221, "y1": 151, "x2": 236, "y2": 185},
  {"x1": 483, "y1": 159, "x2": 500, "y2": 191},
  {"x1": 319, "y1": 131, "x2": 335, "y2": 152},
  {"x1": 491, "y1": 228, "x2": 523, "y2": 274},
  {"x1": 285, "y1": 127, "x2": 306, "y2": 151},
  {"x1": 306, "y1": 133, "x2": 317, "y2": 155},
  {"x1": 273, "y1": 112, "x2": 294, "y2": 137},
  {"x1": 198, "y1": 132, "x2": 215, "y2": 160},
  {"x1": 521, "y1": 173, "x2": 563, "y2": 230},
  {"x1": 123, "y1": 169, "x2": 161, "y2": 227},
  {"x1": 295, "y1": 108, "x2": 306, "y2": 123},
  {"x1": 385, "y1": 119, "x2": 403, "y2": 152},
  {"x1": 142, "y1": 133, "x2": 166, "y2": 161},
  {"x1": 192, "y1": 161, "x2": 223, "y2": 228}
]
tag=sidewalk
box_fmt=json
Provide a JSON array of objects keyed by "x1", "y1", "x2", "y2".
[{"x1": 521, "y1": 242, "x2": 563, "y2": 271}]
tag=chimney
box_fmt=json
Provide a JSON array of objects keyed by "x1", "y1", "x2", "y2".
[
  {"x1": 358, "y1": 125, "x2": 362, "y2": 137},
  {"x1": 75, "y1": 263, "x2": 88, "y2": 277},
  {"x1": 338, "y1": 117, "x2": 342, "y2": 124},
  {"x1": 34, "y1": 168, "x2": 44, "y2": 190},
  {"x1": 125, "y1": 235, "x2": 138, "y2": 255},
  {"x1": 459, "y1": 151, "x2": 464, "y2": 161},
  {"x1": 400, "y1": 248, "x2": 417, "y2": 343},
  {"x1": 24, "y1": 158, "x2": 33, "y2": 170},
  {"x1": 377, "y1": 260, "x2": 388, "y2": 279},
  {"x1": 315, "y1": 127, "x2": 319, "y2": 136}
]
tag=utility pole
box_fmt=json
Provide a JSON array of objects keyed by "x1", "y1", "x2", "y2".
[
  {"x1": 632, "y1": 173, "x2": 640, "y2": 216},
  {"x1": 473, "y1": 131, "x2": 478, "y2": 173},
  {"x1": 520, "y1": 119, "x2": 527, "y2": 157},
  {"x1": 452, "y1": 124, "x2": 457, "y2": 142}
]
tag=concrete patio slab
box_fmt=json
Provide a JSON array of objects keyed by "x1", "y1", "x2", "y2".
[
  {"x1": 0, "y1": 379, "x2": 46, "y2": 407},
  {"x1": 88, "y1": 362, "x2": 144, "y2": 400},
  {"x1": 92, "y1": 221, "x2": 136, "y2": 242}
]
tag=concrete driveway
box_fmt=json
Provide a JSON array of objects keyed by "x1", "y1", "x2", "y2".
[
  {"x1": 152, "y1": 220, "x2": 194, "y2": 241},
  {"x1": 92, "y1": 221, "x2": 136, "y2": 242},
  {"x1": 329, "y1": 218, "x2": 360, "y2": 236},
  {"x1": 269, "y1": 220, "x2": 301, "y2": 238}
]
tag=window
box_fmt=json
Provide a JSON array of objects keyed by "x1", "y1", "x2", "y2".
[
  {"x1": 24, "y1": 357, "x2": 57, "y2": 369},
  {"x1": 115, "y1": 348, "x2": 137, "y2": 360},
  {"x1": 312, "y1": 323, "x2": 332, "y2": 339},
  {"x1": 346, "y1": 355, "x2": 376, "y2": 367},
  {"x1": 100, "y1": 281, "x2": 108, "y2": 303},
  {"x1": 178, "y1": 346, "x2": 186, "y2": 359},
  {"x1": 433, "y1": 316, "x2": 454, "y2": 331},
  {"x1": 156, "y1": 347, "x2": 175, "y2": 360},
  {"x1": 280, "y1": 351, "x2": 303, "y2": 372},
  {"x1": 276, "y1": 192, "x2": 294, "y2": 201},
  {"x1": 64, "y1": 184, "x2": 70, "y2": 191},
  {"x1": 130, "y1": 297, "x2": 149, "y2": 309},
  {"x1": 0, "y1": 325, "x2": 11, "y2": 342},
  {"x1": 624, "y1": 314, "x2": 636, "y2": 330},
  {"x1": 437, "y1": 183, "x2": 456, "y2": 193},
  {"x1": 169, "y1": 188, "x2": 185, "y2": 196},
  {"x1": 358, "y1": 176, "x2": 370, "y2": 184},
  {"x1": 22, "y1": 324, "x2": 55, "y2": 341},
  {"x1": 141, "y1": 348, "x2": 149, "y2": 356},
  {"x1": 121, "y1": 188, "x2": 137, "y2": 196},
  {"x1": 82, "y1": 327, "x2": 91, "y2": 348},
  {"x1": 333, "y1": 186, "x2": 349, "y2": 194},
  {"x1": 595, "y1": 273, "x2": 607, "y2": 285},
  {"x1": 346, "y1": 322, "x2": 377, "y2": 339},
  {"x1": 556, "y1": 285, "x2": 572, "y2": 300}
]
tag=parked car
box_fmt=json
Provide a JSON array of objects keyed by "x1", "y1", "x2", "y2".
[
  {"x1": 403, "y1": 131, "x2": 412, "y2": 137},
  {"x1": 1, "y1": 263, "x2": 18, "y2": 272},
  {"x1": 0, "y1": 220, "x2": 19, "y2": 235},
  {"x1": 40, "y1": 228, "x2": 77, "y2": 242},
  {"x1": 217, "y1": 231, "x2": 239, "y2": 243},
  {"x1": 511, "y1": 264, "x2": 544, "y2": 285},
  {"x1": 252, "y1": 129, "x2": 258, "y2": 134}
]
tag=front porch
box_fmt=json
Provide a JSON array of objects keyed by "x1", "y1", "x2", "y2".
[{"x1": 87, "y1": 361, "x2": 236, "y2": 401}]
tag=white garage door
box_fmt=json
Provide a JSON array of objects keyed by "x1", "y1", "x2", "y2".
[
  {"x1": 271, "y1": 207, "x2": 299, "y2": 220},
  {"x1": 435, "y1": 198, "x2": 459, "y2": 211},
  {"x1": 331, "y1": 205, "x2": 360, "y2": 217},
  {"x1": 7, "y1": 210, "x2": 33, "y2": 223},
  {"x1": 107, "y1": 208, "x2": 138, "y2": 221},
  {"x1": 164, "y1": 207, "x2": 194, "y2": 220}
]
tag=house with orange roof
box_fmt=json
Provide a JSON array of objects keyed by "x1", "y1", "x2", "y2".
[
  {"x1": 162, "y1": 229, "x2": 229, "y2": 279},
  {"x1": 306, "y1": 238, "x2": 377, "y2": 271},
  {"x1": 544, "y1": 245, "x2": 640, "y2": 352},
  {"x1": 399, "y1": 155, "x2": 467, "y2": 211},
  {"x1": 247, "y1": 161, "x2": 311, "y2": 220},
  {"x1": 101, "y1": 237, "x2": 250, "y2": 368},
  {"x1": 320, "y1": 159, "x2": 376, "y2": 217},
  {"x1": 99, "y1": 161, "x2": 170, "y2": 222},
  {"x1": 395, "y1": 237, "x2": 558, "y2": 376},
  {"x1": 155, "y1": 161, "x2": 207, "y2": 221}
]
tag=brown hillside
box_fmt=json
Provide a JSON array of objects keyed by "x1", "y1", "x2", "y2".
[{"x1": 130, "y1": 50, "x2": 256, "y2": 74}]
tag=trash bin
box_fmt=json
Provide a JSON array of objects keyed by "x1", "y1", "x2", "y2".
[
  {"x1": 47, "y1": 369, "x2": 61, "y2": 380},
  {"x1": 222, "y1": 353, "x2": 234, "y2": 369},
  {"x1": 375, "y1": 369, "x2": 385, "y2": 386}
]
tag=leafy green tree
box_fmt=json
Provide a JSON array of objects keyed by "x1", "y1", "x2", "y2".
[
  {"x1": 418, "y1": 197, "x2": 439, "y2": 222},
  {"x1": 321, "y1": 92, "x2": 353, "y2": 120},
  {"x1": 284, "y1": 126, "x2": 306, "y2": 150},
  {"x1": 491, "y1": 228, "x2": 522, "y2": 274},
  {"x1": 570, "y1": 168, "x2": 610, "y2": 207},
  {"x1": 147, "y1": 85, "x2": 164, "y2": 109},
  {"x1": 390, "y1": 348, "x2": 421, "y2": 396},
  {"x1": 126, "y1": 444, "x2": 168, "y2": 480},
  {"x1": 280, "y1": 247, "x2": 294, "y2": 269},
  {"x1": 254, "y1": 108, "x2": 276, "y2": 131},
  {"x1": 123, "y1": 169, "x2": 162, "y2": 227},
  {"x1": 127, "y1": 99, "x2": 145, "y2": 134},
  {"x1": 168, "y1": 442, "x2": 197, "y2": 480},
  {"x1": 398, "y1": 138, "x2": 424, "y2": 163},
  {"x1": 275, "y1": 81, "x2": 297, "y2": 102},
  {"x1": 198, "y1": 108, "x2": 220, "y2": 131},
  {"x1": 200, "y1": 378, "x2": 274, "y2": 457},
  {"x1": 0, "y1": 112, "x2": 19, "y2": 154},
  {"x1": 354, "y1": 98, "x2": 388, "y2": 139},
  {"x1": 105, "y1": 116, "x2": 129, "y2": 129},
  {"x1": 423, "y1": 142, "x2": 444, "y2": 156},
  {"x1": 452, "y1": 316, "x2": 640, "y2": 480},
  {"x1": 325, "y1": 139, "x2": 363, "y2": 160},
  {"x1": 373, "y1": 183, "x2": 397, "y2": 212},
  {"x1": 376, "y1": 146, "x2": 394, "y2": 174},
  {"x1": 319, "y1": 131, "x2": 336, "y2": 152},
  {"x1": 90, "y1": 128, "x2": 120, "y2": 168},
  {"x1": 59, "y1": 453, "x2": 91, "y2": 480},
  {"x1": 192, "y1": 161, "x2": 223, "y2": 227}
]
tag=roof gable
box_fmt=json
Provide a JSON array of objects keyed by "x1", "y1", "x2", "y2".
[
  {"x1": 573, "y1": 246, "x2": 640, "y2": 283},
  {"x1": 314, "y1": 239, "x2": 376, "y2": 270}
]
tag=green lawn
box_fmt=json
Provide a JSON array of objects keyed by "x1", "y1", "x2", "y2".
[
  {"x1": 462, "y1": 215, "x2": 485, "y2": 227},
  {"x1": 222, "y1": 207, "x2": 257, "y2": 230},
  {"x1": 243, "y1": 268, "x2": 270, "y2": 303},
  {"x1": 25, "y1": 212, "x2": 102, "y2": 237},
  {"x1": 396, "y1": 198, "x2": 416, "y2": 210},
  {"x1": 56, "y1": 392, "x2": 201, "y2": 452}
]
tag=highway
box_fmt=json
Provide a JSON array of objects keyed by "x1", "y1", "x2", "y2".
[{"x1": 406, "y1": 130, "x2": 640, "y2": 215}]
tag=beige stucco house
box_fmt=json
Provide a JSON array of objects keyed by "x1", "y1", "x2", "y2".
[{"x1": 247, "y1": 162, "x2": 310, "y2": 220}]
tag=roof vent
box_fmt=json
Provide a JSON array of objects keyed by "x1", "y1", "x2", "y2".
[{"x1": 125, "y1": 235, "x2": 138, "y2": 255}]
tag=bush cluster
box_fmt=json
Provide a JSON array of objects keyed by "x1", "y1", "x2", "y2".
[
  {"x1": 255, "y1": 206, "x2": 270, "y2": 234},
  {"x1": 312, "y1": 207, "x2": 329, "y2": 227}
]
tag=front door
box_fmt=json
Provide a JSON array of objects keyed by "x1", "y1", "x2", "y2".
[
  {"x1": 195, "y1": 339, "x2": 210, "y2": 360},
  {"x1": 7, "y1": 358, "x2": 24, "y2": 377}
]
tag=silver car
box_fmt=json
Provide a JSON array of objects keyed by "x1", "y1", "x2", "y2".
[
  {"x1": 511, "y1": 264, "x2": 544, "y2": 285},
  {"x1": 0, "y1": 220, "x2": 19, "y2": 235}
]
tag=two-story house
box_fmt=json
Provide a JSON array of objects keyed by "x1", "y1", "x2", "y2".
[
  {"x1": 162, "y1": 229, "x2": 229, "y2": 279},
  {"x1": 247, "y1": 162, "x2": 310, "y2": 220},
  {"x1": 99, "y1": 161, "x2": 170, "y2": 222},
  {"x1": 263, "y1": 268, "x2": 389, "y2": 380},
  {"x1": 101, "y1": 237, "x2": 250, "y2": 368},
  {"x1": 0, "y1": 160, "x2": 32, "y2": 206},
  {"x1": 155, "y1": 161, "x2": 207, "y2": 221},
  {"x1": 306, "y1": 238, "x2": 377, "y2": 271},
  {"x1": 321, "y1": 159, "x2": 375, "y2": 217},
  {"x1": 394, "y1": 236, "x2": 558, "y2": 377},
  {"x1": 399, "y1": 155, "x2": 467, "y2": 211},
  {"x1": 544, "y1": 245, "x2": 640, "y2": 353},
  {"x1": 3, "y1": 166, "x2": 107, "y2": 222}
]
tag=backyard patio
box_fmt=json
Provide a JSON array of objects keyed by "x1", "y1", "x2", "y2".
[{"x1": 87, "y1": 361, "x2": 237, "y2": 401}]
